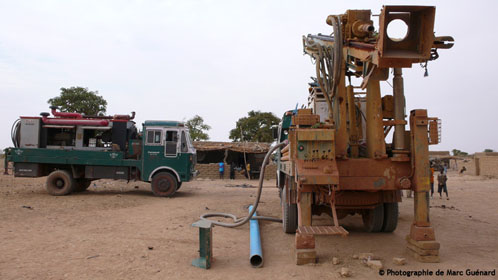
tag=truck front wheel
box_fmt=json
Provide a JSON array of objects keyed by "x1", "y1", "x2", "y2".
[
  {"x1": 46, "y1": 170, "x2": 75, "y2": 196},
  {"x1": 151, "y1": 172, "x2": 177, "y2": 197}
]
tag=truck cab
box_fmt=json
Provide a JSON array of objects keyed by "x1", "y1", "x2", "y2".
[{"x1": 141, "y1": 121, "x2": 197, "y2": 196}]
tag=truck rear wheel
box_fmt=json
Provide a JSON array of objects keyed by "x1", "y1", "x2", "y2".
[
  {"x1": 46, "y1": 170, "x2": 75, "y2": 196},
  {"x1": 381, "y1": 202, "x2": 399, "y2": 232},
  {"x1": 362, "y1": 204, "x2": 384, "y2": 232},
  {"x1": 281, "y1": 181, "x2": 297, "y2": 233},
  {"x1": 74, "y1": 179, "x2": 91, "y2": 192},
  {"x1": 151, "y1": 172, "x2": 177, "y2": 197}
]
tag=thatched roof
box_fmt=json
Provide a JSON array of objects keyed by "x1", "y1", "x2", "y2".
[
  {"x1": 193, "y1": 141, "x2": 271, "y2": 153},
  {"x1": 429, "y1": 151, "x2": 450, "y2": 156}
]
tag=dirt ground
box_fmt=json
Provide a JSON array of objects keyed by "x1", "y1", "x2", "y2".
[{"x1": 1, "y1": 160, "x2": 497, "y2": 279}]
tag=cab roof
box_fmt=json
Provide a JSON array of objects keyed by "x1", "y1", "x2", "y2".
[{"x1": 143, "y1": 120, "x2": 184, "y2": 127}]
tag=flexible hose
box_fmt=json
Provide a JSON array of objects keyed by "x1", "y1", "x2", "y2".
[
  {"x1": 199, "y1": 141, "x2": 287, "y2": 227},
  {"x1": 11, "y1": 119, "x2": 21, "y2": 148}
]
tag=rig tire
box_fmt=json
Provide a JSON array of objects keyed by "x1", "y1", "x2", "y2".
[
  {"x1": 381, "y1": 202, "x2": 399, "y2": 232},
  {"x1": 46, "y1": 170, "x2": 75, "y2": 196},
  {"x1": 281, "y1": 179, "x2": 298, "y2": 234},
  {"x1": 151, "y1": 172, "x2": 177, "y2": 197},
  {"x1": 362, "y1": 204, "x2": 384, "y2": 233}
]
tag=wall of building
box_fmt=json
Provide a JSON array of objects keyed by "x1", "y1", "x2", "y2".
[
  {"x1": 195, "y1": 163, "x2": 277, "y2": 180},
  {"x1": 453, "y1": 156, "x2": 498, "y2": 178},
  {"x1": 454, "y1": 158, "x2": 476, "y2": 175},
  {"x1": 476, "y1": 156, "x2": 498, "y2": 177}
]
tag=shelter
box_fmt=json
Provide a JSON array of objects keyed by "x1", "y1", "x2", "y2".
[{"x1": 193, "y1": 141, "x2": 274, "y2": 179}]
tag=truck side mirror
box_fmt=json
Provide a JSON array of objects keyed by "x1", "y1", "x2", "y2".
[{"x1": 271, "y1": 126, "x2": 279, "y2": 140}]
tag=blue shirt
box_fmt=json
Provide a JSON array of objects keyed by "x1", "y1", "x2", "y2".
[{"x1": 219, "y1": 162, "x2": 224, "y2": 172}]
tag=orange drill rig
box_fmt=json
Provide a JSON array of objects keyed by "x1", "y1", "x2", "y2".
[{"x1": 275, "y1": 6, "x2": 453, "y2": 264}]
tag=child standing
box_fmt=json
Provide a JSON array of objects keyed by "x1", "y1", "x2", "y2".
[{"x1": 437, "y1": 170, "x2": 449, "y2": 200}]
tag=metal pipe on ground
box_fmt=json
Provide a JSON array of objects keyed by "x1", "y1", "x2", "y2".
[{"x1": 248, "y1": 205, "x2": 263, "y2": 268}]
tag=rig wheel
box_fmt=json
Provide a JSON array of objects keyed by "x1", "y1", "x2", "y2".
[
  {"x1": 381, "y1": 202, "x2": 399, "y2": 232},
  {"x1": 74, "y1": 179, "x2": 91, "y2": 192},
  {"x1": 46, "y1": 170, "x2": 75, "y2": 196},
  {"x1": 151, "y1": 172, "x2": 177, "y2": 197},
  {"x1": 362, "y1": 204, "x2": 384, "y2": 233},
  {"x1": 281, "y1": 178, "x2": 297, "y2": 233}
]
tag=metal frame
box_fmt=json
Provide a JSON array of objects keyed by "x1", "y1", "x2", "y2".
[{"x1": 279, "y1": 5, "x2": 453, "y2": 264}]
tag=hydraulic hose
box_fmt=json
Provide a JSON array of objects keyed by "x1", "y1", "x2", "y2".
[
  {"x1": 199, "y1": 141, "x2": 287, "y2": 227},
  {"x1": 11, "y1": 119, "x2": 21, "y2": 148}
]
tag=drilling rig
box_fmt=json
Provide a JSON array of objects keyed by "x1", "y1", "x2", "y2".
[
  {"x1": 275, "y1": 6, "x2": 453, "y2": 264},
  {"x1": 6, "y1": 106, "x2": 197, "y2": 197}
]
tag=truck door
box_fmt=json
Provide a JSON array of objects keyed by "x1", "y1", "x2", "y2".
[{"x1": 164, "y1": 130, "x2": 178, "y2": 157}]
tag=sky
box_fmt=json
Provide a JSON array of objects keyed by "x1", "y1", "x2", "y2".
[{"x1": 0, "y1": 0, "x2": 496, "y2": 154}]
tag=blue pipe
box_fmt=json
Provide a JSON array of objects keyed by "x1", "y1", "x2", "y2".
[{"x1": 248, "y1": 205, "x2": 263, "y2": 268}]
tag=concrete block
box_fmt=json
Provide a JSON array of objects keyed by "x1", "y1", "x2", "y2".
[
  {"x1": 340, "y1": 267, "x2": 352, "y2": 277},
  {"x1": 367, "y1": 260, "x2": 383, "y2": 271},
  {"x1": 296, "y1": 249, "x2": 317, "y2": 265},
  {"x1": 407, "y1": 243, "x2": 439, "y2": 256},
  {"x1": 393, "y1": 257, "x2": 407, "y2": 265},
  {"x1": 332, "y1": 257, "x2": 340, "y2": 265},
  {"x1": 358, "y1": 253, "x2": 377, "y2": 260},
  {"x1": 405, "y1": 235, "x2": 440, "y2": 250},
  {"x1": 295, "y1": 233, "x2": 315, "y2": 249}
]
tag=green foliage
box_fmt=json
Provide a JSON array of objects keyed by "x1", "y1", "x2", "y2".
[
  {"x1": 185, "y1": 115, "x2": 211, "y2": 141},
  {"x1": 48, "y1": 87, "x2": 107, "y2": 115},
  {"x1": 229, "y1": 110, "x2": 280, "y2": 143},
  {"x1": 484, "y1": 149, "x2": 494, "y2": 153},
  {"x1": 452, "y1": 149, "x2": 468, "y2": 156}
]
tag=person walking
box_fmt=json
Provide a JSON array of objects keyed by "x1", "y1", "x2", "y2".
[
  {"x1": 229, "y1": 162, "x2": 235, "y2": 180},
  {"x1": 246, "y1": 163, "x2": 251, "y2": 180},
  {"x1": 437, "y1": 170, "x2": 449, "y2": 200},
  {"x1": 219, "y1": 161, "x2": 225, "y2": 179},
  {"x1": 430, "y1": 166, "x2": 435, "y2": 197}
]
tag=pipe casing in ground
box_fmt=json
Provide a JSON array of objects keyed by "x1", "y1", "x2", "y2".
[{"x1": 248, "y1": 205, "x2": 263, "y2": 268}]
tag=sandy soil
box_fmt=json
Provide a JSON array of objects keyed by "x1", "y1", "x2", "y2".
[{"x1": 0, "y1": 161, "x2": 497, "y2": 279}]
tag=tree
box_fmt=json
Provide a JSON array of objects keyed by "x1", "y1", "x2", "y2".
[
  {"x1": 185, "y1": 115, "x2": 211, "y2": 141},
  {"x1": 48, "y1": 87, "x2": 107, "y2": 115},
  {"x1": 229, "y1": 110, "x2": 280, "y2": 142},
  {"x1": 452, "y1": 149, "x2": 468, "y2": 156},
  {"x1": 484, "y1": 149, "x2": 494, "y2": 153}
]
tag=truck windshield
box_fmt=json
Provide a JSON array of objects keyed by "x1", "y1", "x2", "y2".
[
  {"x1": 181, "y1": 130, "x2": 188, "y2": 153},
  {"x1": 185, "y1": 130, "x2": 195, "y2": 153}
]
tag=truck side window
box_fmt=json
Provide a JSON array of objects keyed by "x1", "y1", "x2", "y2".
[
  {"x1": 146, "y1": 130, "x2": 162, "y2": 145},
  {"x1": 165, "y1": 131, "x2": 178, "y2": 156}
]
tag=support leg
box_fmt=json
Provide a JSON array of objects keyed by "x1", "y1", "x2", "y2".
[
  {"x1": 407, "y1": 110, "x2": 440, "y2": 262},
  {"x1": 192, "y1": 220, "x2": 213, "y2": 269},
  {"x1": 296, "y1": 191, "x2": 316, "y2": 265}
]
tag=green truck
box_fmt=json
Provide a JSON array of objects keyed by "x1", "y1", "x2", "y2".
[{"x1": 5, "y1": 106, "x2": 197, "y2": 197}]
